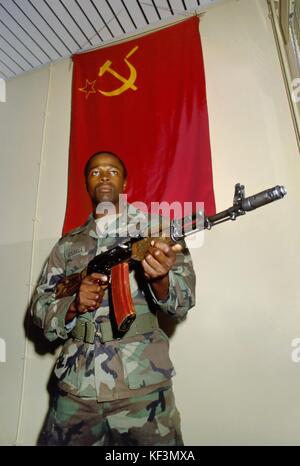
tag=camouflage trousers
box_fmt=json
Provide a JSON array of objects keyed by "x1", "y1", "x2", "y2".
[{"x1": 39, "y1": 385, "x2": 183, "y2": 446}]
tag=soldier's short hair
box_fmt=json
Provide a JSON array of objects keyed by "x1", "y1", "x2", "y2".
[{"x1": 84, "y1": 151, "x2": 128, "y2": 180}]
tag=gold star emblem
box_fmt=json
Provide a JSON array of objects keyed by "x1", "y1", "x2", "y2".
[{"x1": 79, "y1": 79, "x2": 97, "y2": 99}]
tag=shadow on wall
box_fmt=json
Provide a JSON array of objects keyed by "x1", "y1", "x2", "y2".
[
  {"x1": 24, "y1": 310, "x2": 62, "y2": 357},
  {"x1": 24, "y1": 269, "x2": 63, "y2": 444}
]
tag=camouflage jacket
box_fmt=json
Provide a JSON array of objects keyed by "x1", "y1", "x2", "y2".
[{"x1": 31, "y1": 205, "x2": 196, "y2": 402}]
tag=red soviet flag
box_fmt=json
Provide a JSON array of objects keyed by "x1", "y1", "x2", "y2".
[{"x1": 63, "y1": 16, "x2": 215, "y2": 233}]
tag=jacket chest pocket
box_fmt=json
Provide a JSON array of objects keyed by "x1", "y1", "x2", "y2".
[{"x1": 65, "y1": 250, "x2": 92, "y2": 275}]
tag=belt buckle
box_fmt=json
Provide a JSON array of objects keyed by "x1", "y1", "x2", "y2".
[
  {"x1": 95, "y1": 324, "x2": 103, "y2": 344},
  {"x1": 83, "y1": 321, "x2": 96, "y2": 344}
]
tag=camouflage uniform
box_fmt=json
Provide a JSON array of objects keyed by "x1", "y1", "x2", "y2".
[{"x1": 31, "y1": 204, "x2": 195, "y2": 446}]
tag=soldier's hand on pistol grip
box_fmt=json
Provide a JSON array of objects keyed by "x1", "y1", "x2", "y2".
[{"x1": 75, "y1": 273, "x2": 109, "y2": 313}]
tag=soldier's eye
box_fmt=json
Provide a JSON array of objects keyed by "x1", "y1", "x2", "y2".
[
  {"x1": 110, "y1": 169, "x2": 118, "y2": 176},
  {"x1": 91, "y1": 169, "x2": 100, "y2": 177}
]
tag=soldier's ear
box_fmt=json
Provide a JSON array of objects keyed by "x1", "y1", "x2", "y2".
[{"x1": 123, "y1": 179, "x2": 127, "y2": 191}]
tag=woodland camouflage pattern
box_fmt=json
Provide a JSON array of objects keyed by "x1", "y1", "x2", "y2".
[
  {"x1": 31, "y1": 204, "x2": 196, "y2": 402},
  {"x1": 39, "y1": 385, "x2": 183, "y2": 446}
]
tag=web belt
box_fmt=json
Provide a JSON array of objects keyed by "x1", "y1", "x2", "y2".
[{"x1": 71, "y1": 312, "x2": 159, "y2": 344}]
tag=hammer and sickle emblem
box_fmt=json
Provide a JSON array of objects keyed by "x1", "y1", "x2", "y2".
[{"x1": 98, "y1": 46, "x2": 138, "y2": 97}]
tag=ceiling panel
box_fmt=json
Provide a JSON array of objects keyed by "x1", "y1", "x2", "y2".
[{"x1": 0, "y1": 0, "x2": 224, "y2": 80}]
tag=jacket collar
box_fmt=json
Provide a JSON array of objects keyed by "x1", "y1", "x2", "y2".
[{"x1": 68, "y1": 204, "x2": 149, "y2": 240}]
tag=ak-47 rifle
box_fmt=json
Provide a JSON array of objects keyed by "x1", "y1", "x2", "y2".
[{"x1": 56, "y1": 184, "x2": 287, "y2": 333}]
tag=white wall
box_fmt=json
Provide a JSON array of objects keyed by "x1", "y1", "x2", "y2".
[
  {"x1": 0, "y1": 0, "x2": 299, "y2": 446},
  {"x1": 0, "y1": 65, "x2": 50, "y2": 446}
]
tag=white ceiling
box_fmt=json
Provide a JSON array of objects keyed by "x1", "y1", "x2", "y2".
[{"x1": 0, "y1": 0, "x2": 223, "y2": 80}]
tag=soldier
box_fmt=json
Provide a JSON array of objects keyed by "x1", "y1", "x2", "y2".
[{"x1": 31, "y1": 151, "x2": 196, "y2": 446}]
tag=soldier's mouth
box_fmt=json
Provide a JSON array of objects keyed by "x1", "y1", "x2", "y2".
[{"x1": 96, "y1": 184, "x2": 113, "y2": 193}]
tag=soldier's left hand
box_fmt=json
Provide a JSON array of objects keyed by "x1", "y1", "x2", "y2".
[{"x1": 141, "y1": 241, "x2": 182, "y2": 281}]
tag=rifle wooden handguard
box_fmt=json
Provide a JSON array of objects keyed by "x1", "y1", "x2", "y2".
[{"x1": 131, "y1": 237, "x2": 173, "y2": 261}]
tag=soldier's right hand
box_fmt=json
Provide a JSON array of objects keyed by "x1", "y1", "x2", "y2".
[{"x1": 75, "y1": 273, "x2": 109, "y2": 314}]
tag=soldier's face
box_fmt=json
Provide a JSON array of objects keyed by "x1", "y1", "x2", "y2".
[{"x1": 86, "y1": 154, "x2": 127, "y2": 208}]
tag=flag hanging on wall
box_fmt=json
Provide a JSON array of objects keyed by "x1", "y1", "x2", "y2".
[{"x1": 63, "y1": 16, "x2": 215, "y2": 233}]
